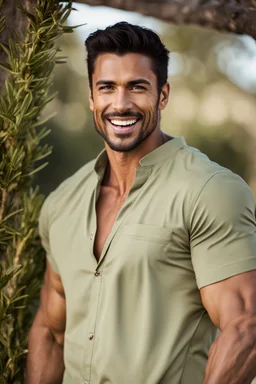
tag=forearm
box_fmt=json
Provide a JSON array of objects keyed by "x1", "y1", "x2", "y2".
[
  {"x1": 203, "y1": 315, "x2": 256, "y2": 384},
  {"x1": 26, "y1": 324, "x2": 64, "y2": 384}
]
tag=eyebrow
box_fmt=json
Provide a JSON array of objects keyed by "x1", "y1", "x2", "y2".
[{"x1": 95, "y1": 79, "x2": 151, "y2": 86}]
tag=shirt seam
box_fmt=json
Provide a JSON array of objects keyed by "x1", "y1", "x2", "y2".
[
  {"x1": 88, "y1": 273, "x2": 104, "y2": 383},
  {"x1": 188, "y1": 170, "x2": 230, "y2": 233},
  {"x1": 47, "y1": 163, "x2": 96, "y2": 229},
  {"x1": 197, "y1": 257, "x2": 256, "y2": 288},
  {"x1": 179, "y1": 310, "x2": 207, "y2": 384},
  {"x1": 150, "y1": 144, "x2": 185, "y2": 169},
  {"x1": 81, "y1": 277, "x2": 94, "y2": 378},
  {"x1": 139, "y1": 138, "x2": 185, "y2": 167}
]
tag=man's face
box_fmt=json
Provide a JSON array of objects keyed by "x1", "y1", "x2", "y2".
[{"x1": 89, "y1": 53, "x2": 169, "y2": 152}]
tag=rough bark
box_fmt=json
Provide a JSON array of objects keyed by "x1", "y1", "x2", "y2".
[
  {"x1": 0, "y1": 0, "x2": 35, "y2": 90},
  {"x1": 74, "y1": 0, "x2": 256, "y2": 39}
]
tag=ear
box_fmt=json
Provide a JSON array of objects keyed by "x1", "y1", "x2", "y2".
[
  {"x1": 158, "y1": 83, "x2": 170, "y2": 111},
  {"x1": 89, "y1": 86, "x2": 94, "y2": 111}
]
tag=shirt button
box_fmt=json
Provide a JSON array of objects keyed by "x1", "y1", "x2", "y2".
[
  {"x1": 83, "y1": 381, "x2": 88, "y2": 384},
  {"x1": 94, "y1": 271, "x2": 100, "y2": 276},
  {"x1": 88, "y1": 332, "x2": 94, "y2": 340},
  {"x1": 90, "y1": 232, "x2": 94, "y2": 240}
]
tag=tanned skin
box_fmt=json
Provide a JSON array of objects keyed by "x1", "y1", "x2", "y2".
[
  {"x1": 89, "y1": 54, "x2": 170, "y2": 261},
  {"x1": 26, "y1": 261, "x2": 66, "y2": 384},
  {"x1": 201, "y1": 270, "x2": 256, "y2": 384},
  {"x1": 26, "y1": 52, "x2": 256, "y2": 383}
]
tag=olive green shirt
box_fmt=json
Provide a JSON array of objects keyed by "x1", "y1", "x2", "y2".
[{"x1": 39, "y1": 137, "x2": 256, "y2": 384}]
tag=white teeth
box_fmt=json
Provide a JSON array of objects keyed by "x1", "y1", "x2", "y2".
[{"x1": 110, "y1": 119, "x2": 137, "y2": 126}]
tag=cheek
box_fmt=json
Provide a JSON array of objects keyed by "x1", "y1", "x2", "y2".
[
  {"x1": 143, "y1": 105, "x2": 157, "y2": 124},
  {"x1": 134, "y1": 93, "x2": 158, "y2": 113},
  {"x1": 94, "y1": 94, "x2": 112, "y2": 109},
  {"x1": 94, "y1": 109, "x2": 107, "y2": 130},
  {"x1": 93, "y1": 98, "x2": 104, "y2": 114},
  {"x1": 94, "y1": 110, "x2": 103, "y2": 123}
]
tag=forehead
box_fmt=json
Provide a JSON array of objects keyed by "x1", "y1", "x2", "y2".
[{"x1": 92, "y1": 53, "x2": 156, "y2": 84}]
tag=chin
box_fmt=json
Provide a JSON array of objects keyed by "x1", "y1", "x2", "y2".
[
  {"x1": 106, "y1": 138, "x2": 142, "y2": 152},
  {"x1": 95, "y1": 119, "x2": 158, "y2": 153}
]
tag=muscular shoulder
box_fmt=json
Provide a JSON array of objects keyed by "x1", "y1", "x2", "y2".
[
  {"x1": 166, "y1": 143, "x2": 255, "y2": 227},
  {"x1": 173, "y1": 143, "x2": 250, "y2": 198},
  {"x1": 52, "y1": 158, "x2": 95, "y2": 198},
  {"x1": 176, "y1": 144, "x2": 229, "y2": 184},
  {"x1": 179, "y1": 148, "x2": 256, "y2": 288}
]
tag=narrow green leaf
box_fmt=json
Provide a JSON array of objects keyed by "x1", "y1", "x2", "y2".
[
  {"x1": 32, "y1": 113, "x2": 56, "y2": 129},
  {"x1": 0, "y1": 113, "x2": 15, "y2": 125},
  {"x1": 18, "y1": 93, "x2": 33, "y2": 116},
  {"x1": 0, "y1": 334, "x2": 9, "y2": 349},
  {"x1": 5, "y1": 80, "x2": 15, "y2": 103},
  {"x1": 9, "y1": 295, "x2": 29, "y2": 304},
  {"x1": 34, "y1": 148, "x2": 52, "y2": 162},
  {"x1": 0, "y1": 209, "x2": 23, "y2": 225},
  {"x1": 0, "y1": 42, "x2": 10, "y2": 57},
  {"x1": 0, "y1": 63, "x2": 19, "y2": 75},
  {"x1": 41, "y1": 91, "x2": 58, "y2": 105},
  {"x1": 24, "y1": 162, "x2": 49, "y2": 177}
]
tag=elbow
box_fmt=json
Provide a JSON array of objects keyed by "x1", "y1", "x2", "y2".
[
  {"x1": 29, "y1": 310, "x2": 64, "y2": 348},
  {"x1": 53, "y1": 331, "x2": 65, "y2": 347}
]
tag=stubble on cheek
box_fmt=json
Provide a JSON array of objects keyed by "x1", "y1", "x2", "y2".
[
  {"x1": 93, "y1": 111, "x2": 106, "y2": 136},
  {"x1": 141, "y1": 107, "x2": 158, "y2": 139},
  {"x1": 143, "y1": 110, "x2": 153, "y2": 132}
]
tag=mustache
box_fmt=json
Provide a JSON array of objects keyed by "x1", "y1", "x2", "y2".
[{"x1": 103, "y1": 111, "x2": 143, "y2": 119}]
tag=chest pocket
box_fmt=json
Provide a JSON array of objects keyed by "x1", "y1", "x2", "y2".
[
  {"x1": 122, "y1": 224, "x2": 172, "y2": 244},
  {"x1": 114, "y1": 224, "x2": 173, "y2": 268}
]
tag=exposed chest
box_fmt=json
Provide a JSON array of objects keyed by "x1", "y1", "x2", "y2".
[{"x1": 93, "y1": 187, "x2": 128, "y2": 261}]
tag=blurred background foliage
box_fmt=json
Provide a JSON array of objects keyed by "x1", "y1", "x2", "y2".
[{"x1": 36, "y1": 3, "x2": 256, "y2": 197}]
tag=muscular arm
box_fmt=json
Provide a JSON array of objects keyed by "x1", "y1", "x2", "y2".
[
  {"x1": 201, "y1": 270, "x2": 256, "y2": 384},
  {"x1": 26, "y1": 261, "x2": 66, "y2": 384}
]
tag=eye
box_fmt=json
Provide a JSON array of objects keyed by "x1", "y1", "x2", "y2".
[
  {"x1": 131, "y1": 85, "x2": 146, "y2": 91},
  {"x1": 99, "y1": 85, "x2": 114, "y2": 91}
]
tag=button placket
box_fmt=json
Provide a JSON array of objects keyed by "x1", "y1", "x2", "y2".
[{"x1": 82, "y1": 267, "x2": 102, "y2": 380}]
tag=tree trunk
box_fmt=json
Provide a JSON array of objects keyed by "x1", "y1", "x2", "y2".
[
  {"x1": 0, "y1": 0, "x2": 35, "y2": 90},
  {"x1": 75, "y1": 0, "x2": 256, "y2": 39}
]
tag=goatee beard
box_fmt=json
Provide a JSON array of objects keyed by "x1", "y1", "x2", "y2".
[{"x1": 93, "y1": 107, "x2": 159, "y2": 153}]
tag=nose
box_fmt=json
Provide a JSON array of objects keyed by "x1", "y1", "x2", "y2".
[{"x1": 112, "y1": 88, "x2": 133, "y2": 113}]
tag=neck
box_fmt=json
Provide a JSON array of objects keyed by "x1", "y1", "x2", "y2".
[{"x1": 104, "y1": 129, "x2": 169, "y2": 195}]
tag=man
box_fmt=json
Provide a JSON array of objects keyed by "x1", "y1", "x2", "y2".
[{"x1": 26, "y1": 22, "x2": 256, "y2": 384}]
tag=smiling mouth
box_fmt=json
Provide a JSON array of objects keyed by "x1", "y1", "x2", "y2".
[{"x1": 108, "y1": 118, "x2": 140, "y2": 128}]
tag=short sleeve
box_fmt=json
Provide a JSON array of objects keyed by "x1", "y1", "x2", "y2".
[
  {"x1": 190, "y1": 171, "x2": 256, "y2": 289},
  {"x1": 38, "y1": 193, "x2": 59, "y2": 274}
]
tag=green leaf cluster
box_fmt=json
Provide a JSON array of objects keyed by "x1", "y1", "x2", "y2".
[{"x1": 0, "y1": 1, "x2": 77, "y2": 382}]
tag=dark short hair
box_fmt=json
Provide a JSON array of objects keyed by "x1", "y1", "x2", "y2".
[{"x1": 85, "y1": 22, "x2": 169, "y2": 93}]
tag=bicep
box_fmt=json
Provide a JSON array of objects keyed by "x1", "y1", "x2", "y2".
[{"x1": 200, "y1": 270, "x2": 256, "y2": 330}]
